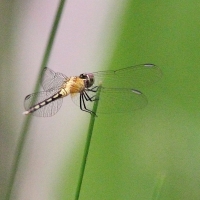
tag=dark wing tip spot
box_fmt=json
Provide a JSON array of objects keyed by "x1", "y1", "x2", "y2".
[
  {"x1": 144, "y1": 63, "x2": 155, "y2": 68},
  {"x1": 25, "y1": 94, "x2": 31, "y2": 100},
  {"x1": 131, "y1": 89, "x2": 142, "y2": 95}
]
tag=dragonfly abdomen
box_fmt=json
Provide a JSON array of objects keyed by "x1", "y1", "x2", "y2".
[{"x1": 23, "y1": 92, "x2": 63, "y2": 115}]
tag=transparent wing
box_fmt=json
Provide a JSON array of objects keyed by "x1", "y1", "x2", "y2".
[
  {"x1": 92, "y1": 64, "x2": 162, "y2": 89},
  {"x1": 24, "y1": 88, "x2": 63, "y2": 117},
  {"x1": 71, "y1": 87, "x2": 147, "y2": 114},
  {"x1": 41, "y1": 67, "x2": 68, "y2": 91}
]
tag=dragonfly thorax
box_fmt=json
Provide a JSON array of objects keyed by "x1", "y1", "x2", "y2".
[{"x1": 79, "y1": 73, "x2": 94, "y2": 88}]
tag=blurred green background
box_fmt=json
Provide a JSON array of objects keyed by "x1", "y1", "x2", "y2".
[
  {"x1": 1, "y1": 1, "x2": 200, "y2": 200},
  {"x1": 60, "y1": 1, "x2": 200, "y2": 200}
]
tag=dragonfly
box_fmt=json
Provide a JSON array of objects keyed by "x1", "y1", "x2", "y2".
[{"x1": 23, "y1": 64, "x2": 161, "y2": 117}]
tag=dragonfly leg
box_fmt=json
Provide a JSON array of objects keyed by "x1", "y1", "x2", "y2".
[
  {"x1": 83, "y1": 91, "x2": 98, "y2": 101},
  {"x1": 80, "y1": 93, "x2": 97, "y2": 116},
  {"x1": 86, "y1": 86, "x2": 99, "y2": 92}
]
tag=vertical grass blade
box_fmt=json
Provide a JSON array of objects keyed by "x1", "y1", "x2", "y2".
[
  {"x1": 151, "y1": 171, "x2": 166, "y2": 200},
  {"x1": 75, "y1": 87, "x2": 101, "y2": 200},
  {"x1": 5, "y1": 1, "x2": 67, "y2": 199}
]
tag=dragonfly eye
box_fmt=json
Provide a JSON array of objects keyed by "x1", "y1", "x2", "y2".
[
  {"x1": 79, "y1": 73, "x2": 94, "y2": 88},
  {"x1": 86, "y1": 73, "x2": 94, "y2": 88},
  {"x1": 79, "y1": 74, "x2": 86, "y2": 79}
]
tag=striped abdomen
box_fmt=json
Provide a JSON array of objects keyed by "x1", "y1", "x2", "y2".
[{"x1": 23, "y1": 92, "x2": 63, "y2": 115}]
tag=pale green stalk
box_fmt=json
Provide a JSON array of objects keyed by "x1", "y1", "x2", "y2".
[
  {"x1": 151, "y1": 171, "x2": 166, "y2": 200},
  {"x1": 75, "y1": 87, "x2": 101, "y2": 200},
  {"x1": 5, "y1": 1, "x2": 67, "y2": 199}
]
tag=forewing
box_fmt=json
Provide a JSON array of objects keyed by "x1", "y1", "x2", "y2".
[
  {"x1": 41, "y1": 67, "x2": 68, "y2": 91},
  {"x1": 24, "y1": 88, "x2": 63, "y2": 117},
  {"x1": 71, "y1": 87, "x2": 147, "y2": 114},
  {"x1": 92, "y1": 64, "x2": 162, "y2": 89}
]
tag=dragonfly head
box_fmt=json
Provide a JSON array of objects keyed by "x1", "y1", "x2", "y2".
[{"x1": 79, "y1": 73, "x2": 95, "y2": 88}]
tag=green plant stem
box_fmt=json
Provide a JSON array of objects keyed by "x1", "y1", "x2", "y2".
[
  {"x1": 151, "y1": 171, "x2": 166, "y2": 200},
  {"x1": 75, "y1": 87, "x2": 101, "y2": 200},
  {"x1": 5, "y1": 1, "x2": 67, "y2": 200}
]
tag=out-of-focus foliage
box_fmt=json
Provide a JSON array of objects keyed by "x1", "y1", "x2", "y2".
[{"x1": 60, "y1": 1, "x2": 200, "y2": 200}]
